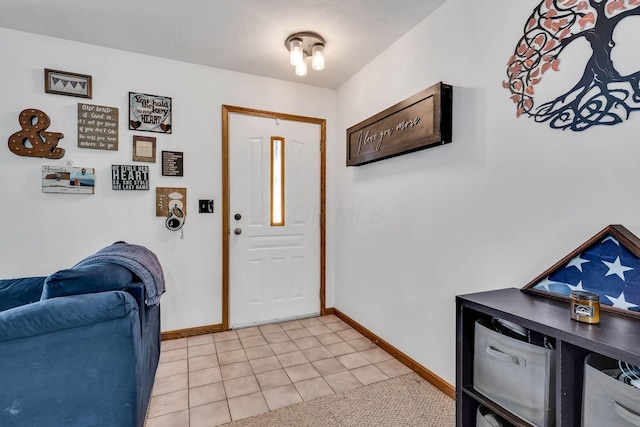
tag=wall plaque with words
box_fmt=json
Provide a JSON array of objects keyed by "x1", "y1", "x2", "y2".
[
  {"x1": 162, "y1": 151, "x2": 184, "y2": 176},
  {"x1": 346, "y1": 82, "x2": 452, "y2": 166},
  {"x1": 78, "y1": 103, "x2": 118, "y2": 150},
  {"x1": 111, "y1": 165, "x2": 149, "y2": 190}
]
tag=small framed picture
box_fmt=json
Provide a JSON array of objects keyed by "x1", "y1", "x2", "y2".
[
  {"x1": 132, "y1": 135, "x2": 156, "y2": 163},
  {"x1": 42, "y1": 165, "x2": 95, "y2": 194},
  {"x1": 44, "y1": 68, "x2": 92, "y2": 98},
  {"x1": 162, "y1": 151, "x2": 184, "y2": 176}
]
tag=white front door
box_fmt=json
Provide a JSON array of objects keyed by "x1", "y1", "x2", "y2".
[{"x1": 228, "y1": 113, "x2": 321, "y2": 328}]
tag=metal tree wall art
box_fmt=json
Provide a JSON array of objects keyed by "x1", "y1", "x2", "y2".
[{"x1": 504, "y1": 0, "x2": 640, "y2": 131}]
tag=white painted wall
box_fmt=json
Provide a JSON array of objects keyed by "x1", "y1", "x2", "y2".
[
  {"x1": 0, "y1": 28, "x2": 336, "y2": 332},
  {"x1": 333, "y1": 0, "x2": 640, "y2": 386},
  {"x1": 5, "y1": 0, "x2": 640, "y2": 390}
]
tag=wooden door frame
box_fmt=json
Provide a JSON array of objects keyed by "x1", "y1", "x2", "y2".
[{"x1": 221, "y1": 105, "x2": 327, "y2": 330}]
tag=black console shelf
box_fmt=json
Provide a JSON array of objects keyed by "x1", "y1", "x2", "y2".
[{"x1": 456, "y1": 288, "x2": 640, "y2": 426}]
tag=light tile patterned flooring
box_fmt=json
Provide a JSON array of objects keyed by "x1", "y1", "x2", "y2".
[{"x1": 146, "y1": 314, "x2": 413, "y2": 426}]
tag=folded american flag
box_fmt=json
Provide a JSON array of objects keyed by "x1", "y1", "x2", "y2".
[{"x1": 533, "y1": 235, "x2": 640, "y2": 312}]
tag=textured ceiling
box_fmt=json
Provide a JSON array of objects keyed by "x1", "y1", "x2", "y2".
[{"x1": 0, "y1": 0, "x2": 446, "y2": 89}]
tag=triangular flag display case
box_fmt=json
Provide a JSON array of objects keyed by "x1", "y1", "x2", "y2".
[{"x1": 522, "y1": 224, "x2": 640, "y2": 319}]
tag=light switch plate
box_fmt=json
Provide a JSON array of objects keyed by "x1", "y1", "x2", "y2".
[{"x1": 199, "y1": 199, "x2": 214, "y2": 213}]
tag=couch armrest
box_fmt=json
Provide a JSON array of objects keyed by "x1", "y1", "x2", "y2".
[
  {"x1": 0, "y1": 290, "x2": 143, "y2": 427},
  {"x1": 0, "y1": 291, "x2": 138, "y2": 343},
  {"x1": 41, "y1": 262, "x2": 134, "y2": 300},
  {"x1": 0, "y1": 277, "x2": 46, "y2": 312}
]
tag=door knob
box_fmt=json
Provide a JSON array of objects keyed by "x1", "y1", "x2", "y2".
[{"x1": 234, "y1": 228, "x2": 242, "y2": 235}]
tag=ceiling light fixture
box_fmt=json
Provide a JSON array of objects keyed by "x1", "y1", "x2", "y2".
[
  {"x1": 295, "y1": 59, "x2": 308, "y2": 77},
  {"x1": 285, "y1": 32, "x2": 325, "y2": 76}
]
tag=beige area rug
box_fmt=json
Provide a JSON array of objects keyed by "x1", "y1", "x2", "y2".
[{"x1": 224, "y1": 373, "x2": 455, "y2": 427}]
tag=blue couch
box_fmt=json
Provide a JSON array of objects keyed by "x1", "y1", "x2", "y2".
[{"x1": 0, "y1": 243, "x2": 164, "y2": 427}]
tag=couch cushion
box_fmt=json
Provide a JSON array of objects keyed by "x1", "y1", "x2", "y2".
[
  {"x1": 0, "y1": 276, "x2": 46, "y2": 311},
  {"x1": 41, "y1": 262, "x2": 134, "y2": 300}
]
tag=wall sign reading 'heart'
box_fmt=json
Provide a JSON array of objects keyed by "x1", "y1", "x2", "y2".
[{"x1": 129, "y1": 92, "x2": 172, "y2": 134}]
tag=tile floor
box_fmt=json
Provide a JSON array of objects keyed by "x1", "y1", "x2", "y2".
[{"x1": 146, "y1": 314, "x2": 414, "y2": 426}]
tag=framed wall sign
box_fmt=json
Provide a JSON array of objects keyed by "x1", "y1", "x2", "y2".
[
  {"x1": 522, "y1": 224, "x2": 640, "y2": 319},
  {"x1": 77, "y1": 103, "x2": 118, "y2": 150},
  {"x1": 129, "y1": 92, "x2": 172, "y2": 134},
  {"x1": 162, "y1": 151, "x2": 183, "y2": 176},
  {"x1": 44, "y1": 69, "x2": 92, "y2": 98},
  {"x1": 42, "y1": 165, "x2": 95, "y2": 194},
  {"x1": 111, "y1": 165, "x2": 149, "y2": 190},
  {"x1": 132, "y1": 135, "x2": 156, "y2": 162},
  {"x1": 156, "y1": 187, "x2": 187, "y2": 216},
  {"x1": 346, "y1": 82, "x2": 452, "y2": 166}
]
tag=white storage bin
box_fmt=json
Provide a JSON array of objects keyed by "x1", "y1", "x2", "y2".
[
  {"x1": 476, "y1": 406, "x2": 510, "y2": 427},
  {"x1": 473, "y1": 319, "x2": 555, "y2": 426},
  {"x1": 582, "y1": 353, "x2": 640, "y2": 427}
]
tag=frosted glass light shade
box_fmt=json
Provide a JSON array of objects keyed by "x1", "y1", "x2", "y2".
[
  {"x1": 312, "y1": 44, "x2": 325, "y2": 71},
  {"x1": 295, "y1": 59, "x2": 308, "y2": 76},
  {"x1": 289, "y1": 38, "x2": 303, "y2": 66},
  {"x1": 285, "y1": 32, "x2": 326, "y2": 76}
]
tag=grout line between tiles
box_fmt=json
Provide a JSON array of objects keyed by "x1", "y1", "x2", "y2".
[{"x1": 150, "y1": 317, "x2": 410, "y2": 426}]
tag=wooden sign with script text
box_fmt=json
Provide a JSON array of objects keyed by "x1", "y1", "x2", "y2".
[
  {"x1": 78, "y1": 103, "x2": 118, "y2": 150},
  {"x1": 346, "y1": 82, "x2": 452, "y2": 166}
]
